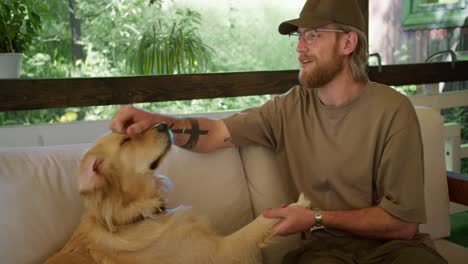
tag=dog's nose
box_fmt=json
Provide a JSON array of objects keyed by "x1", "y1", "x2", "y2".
[{"x1": 155, "y1": 122, "x2": 169, "y2": 132}]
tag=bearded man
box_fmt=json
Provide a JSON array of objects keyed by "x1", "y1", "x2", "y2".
[{"x1": 109, "y1": 0, "x2": 447, "y2": 263}]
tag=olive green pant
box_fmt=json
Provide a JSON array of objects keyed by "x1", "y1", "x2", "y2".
[{"x1": 282, "y1": 236, "x2": 447, "y2": 264}]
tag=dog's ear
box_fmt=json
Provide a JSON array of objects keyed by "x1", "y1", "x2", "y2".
[{"x1": 78, "y1": 154, "x2": 106, "y2": 194}]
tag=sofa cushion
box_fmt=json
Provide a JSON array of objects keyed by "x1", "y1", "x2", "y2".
[
  {"x1": 158, "y1": 146, "x2": 255, "y2": 235},
  {"x1": 240, "y1": 146, "x2": 302, "y2": 264},
  {"x1": 416, "y1": 107, "x2": 450, "y2": 239},
  {"x1": 434, "y1": 239, "x2": 468, "y2": 264},
  {"x1": 0, "y1": 144, "x2": 90, "y2": 263}
]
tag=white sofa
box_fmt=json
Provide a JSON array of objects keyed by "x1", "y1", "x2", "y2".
[{"x1": 0, "y1": 107, "x2": 467, "y2": 264}]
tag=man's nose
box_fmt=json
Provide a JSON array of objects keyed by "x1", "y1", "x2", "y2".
[{"x1": 296, "y1": 37, "x2": 308, "y2": 53}]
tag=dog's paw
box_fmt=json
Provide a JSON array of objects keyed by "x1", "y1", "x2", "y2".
[
  {"x1": 288, "y1": 193, "x2": 311, "y2": 208},
  {"x1": 141, "y1": 199, "x2": 166, "y2": 218}
]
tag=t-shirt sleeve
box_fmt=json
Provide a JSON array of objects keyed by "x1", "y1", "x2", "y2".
[
  {"x1": 377, "y1": 101, "x2": 427, "y2": 224},
  {"x1": 222, "y1": 95, "x2": 284, "y2": 150}
]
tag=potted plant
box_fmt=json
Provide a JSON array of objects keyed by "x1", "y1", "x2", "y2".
[{"x1": 0, "y1": 1, "x2": 42, "y2": 78}]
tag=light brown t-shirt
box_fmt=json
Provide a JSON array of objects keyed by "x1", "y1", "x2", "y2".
[{"x1": 223, "y1": 82, "x2": 426, "y2": 225}]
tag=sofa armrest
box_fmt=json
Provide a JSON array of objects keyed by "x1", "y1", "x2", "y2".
[{"x1": 447, "y1": 171, "x2": 468, "y2": 206}]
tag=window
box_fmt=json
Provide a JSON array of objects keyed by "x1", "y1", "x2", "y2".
[
  {"x1": 403, "y1": 0, "x2": 468, "y2": 30},
  {"x1": 1, "y1": 0, "x2": 304, "y2": 127},
  {"x1": 20, "y1": 0, "x2": 303, "y2": 79}
]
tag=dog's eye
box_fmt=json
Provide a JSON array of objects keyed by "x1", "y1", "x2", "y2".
[{"x1": 120, "y1": 137, "x2": 131, "y2": 145}]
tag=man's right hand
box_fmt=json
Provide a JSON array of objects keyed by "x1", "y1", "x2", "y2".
[{"x1": 109, "y1": 105, "x2": 159, "y2": 135}]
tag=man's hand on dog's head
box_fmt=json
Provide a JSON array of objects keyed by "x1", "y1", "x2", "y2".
[{"x1": 109, "y1": 105, "x2": 157, "y2": 136}]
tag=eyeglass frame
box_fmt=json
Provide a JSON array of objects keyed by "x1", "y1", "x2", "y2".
[{"x1": 289, "y1": 28, "x2": 347, "y2": 44}]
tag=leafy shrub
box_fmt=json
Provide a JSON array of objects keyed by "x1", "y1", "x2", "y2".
[{"x1": 0, "y1": 0, "x2": 43, "y2": 53}]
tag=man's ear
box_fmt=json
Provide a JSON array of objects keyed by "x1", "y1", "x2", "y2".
[
  {"x1": 78, "y1": 154, "x2": 106, "y2": 194},
  {"x1": 342, "y1": 31, "x2": 359, "y2": 55}
]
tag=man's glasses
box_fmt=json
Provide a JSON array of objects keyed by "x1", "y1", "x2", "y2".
[{"x1": 289, "y1": 29, "x2": 346, "y2": 45}]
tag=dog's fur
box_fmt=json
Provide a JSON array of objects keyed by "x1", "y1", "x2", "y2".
[{"x1": 45, "y1": 124, "x2": 306, "y2": 264}]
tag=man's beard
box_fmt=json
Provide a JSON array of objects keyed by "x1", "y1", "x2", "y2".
[{"x1": 299, "y1": 49, "x2": 345, "y2": 89}]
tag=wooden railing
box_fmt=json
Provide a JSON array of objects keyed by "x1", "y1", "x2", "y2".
[
  {"x1": 1, "y1": 61, "x2": 468, "y2": 111},
  {"x1": 443, "y1": 123, "x2": 468, "y2": 174},
  {"x1": 408, "y1": 80, "x2": 468, "y2": 174}
]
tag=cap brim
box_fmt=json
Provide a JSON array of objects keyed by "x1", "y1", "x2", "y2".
[{"x1": 278, "y1": 17, "x2": 333, "y2": 35}]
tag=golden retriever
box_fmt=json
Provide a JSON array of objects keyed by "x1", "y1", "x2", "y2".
[{"x1": 45, "y1": 123, "x2": 303, "y2": 264}]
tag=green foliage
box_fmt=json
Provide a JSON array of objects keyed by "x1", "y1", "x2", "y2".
[
  {"x1": 0, "y1": 0, "x2": 44, "y2": 53},
  {"x1": 393, "y1": 42, "x2": 411, "y2": 64},
  {"x1": 462, "y1": 159, "x2": 468, "y2": 175},
  {"x1": 443, "y1": 107, "x2": 468, "y2": 144},
  {"x1": 21, "y1": 51, "x2": 71, "y2": 78},
  {"x1": 148, "y1": 0, "x2": 163, "y2": 7},
  {"x1": 126, "y1": 8, "x2": 213, "y2": 75},
  {"x1": 136, "y1": 95, "x2": 272, "y2": 115},
  {"x1": 393, "y1": 85, "x2": 418, "y2": 96},
  {"x1": 192, "y1": 2, "x2": 298, "y2": 72},
  {"x1": 0, "y1": 109, "x2": 66, "y2": 126}
]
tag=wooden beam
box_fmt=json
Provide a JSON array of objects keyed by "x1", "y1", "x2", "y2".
[
  {"x1": 367, "y1": 61, "x2": 468, "y2": 86},
  {"x1": 0, "y1": 71, "x2": 299, "y2": 111},
  {"x1": 447, "y1": 172, "x2": 468, "y2": 206},
  {"x1": 1, "y1": 61, "x2": 468, "y2": 111}
]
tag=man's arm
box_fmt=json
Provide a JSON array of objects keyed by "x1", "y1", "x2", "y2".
[
  {"x1": 263, "y1": 205, "x2": 418, "y2": 240},
  {"x1": 109, "y1": 105, "x2": 234, "y2": 152}
]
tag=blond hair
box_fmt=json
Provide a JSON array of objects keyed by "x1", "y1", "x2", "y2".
[{"x1": 335, "y1": 24, "x2": 369, "y2": 82}]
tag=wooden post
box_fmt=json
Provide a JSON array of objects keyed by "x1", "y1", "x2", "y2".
[{"x1": 444, "y1": 123, "x2": 462, "y2": 173}]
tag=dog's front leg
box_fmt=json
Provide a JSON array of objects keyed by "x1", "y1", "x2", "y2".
[{"x1": 289, "y1": 193, "x2": 311, "y2": 208}]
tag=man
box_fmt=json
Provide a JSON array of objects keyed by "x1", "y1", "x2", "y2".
[{"x1": 109, "y1": 0, "x2": 446, "y2": 263}]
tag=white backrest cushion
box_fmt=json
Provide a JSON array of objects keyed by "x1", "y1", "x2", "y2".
[
  {"x1": 0, "y1": 144, "x2": 89, "y2": 264},
  {"x1": 240, "y1": 146, "x2": 302, "y2": 264},
  {"x1": 158, "y1": 146, "x2": 255, "y2": 235},
  {"x1": 416, "y1": 107, "x2": 450, "y2": 238}
]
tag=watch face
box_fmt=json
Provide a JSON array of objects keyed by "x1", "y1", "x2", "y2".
[{"x1": 313, "y1": 208, "x2": 323, "y2": 227}]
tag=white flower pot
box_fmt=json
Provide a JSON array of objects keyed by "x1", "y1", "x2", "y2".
[{"x1": 0, "y1": 53, "x2": 22, "y2": 79}]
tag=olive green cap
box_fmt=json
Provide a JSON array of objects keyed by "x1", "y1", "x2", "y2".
[{"x1": 279, "y1": 0, "x2": 366, "y2": 34}]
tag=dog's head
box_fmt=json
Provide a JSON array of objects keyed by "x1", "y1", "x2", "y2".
[{"x1": 78, "y1": 123, "x2": 172, "y2": 199}]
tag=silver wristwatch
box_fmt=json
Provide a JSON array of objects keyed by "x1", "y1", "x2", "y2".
[{"x1": 309, "y1": 208, "x2": 325, "y2": 232}]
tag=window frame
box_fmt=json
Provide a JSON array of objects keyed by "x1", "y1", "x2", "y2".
[{"x1": 403, "y1": 0, "x2": 468, "y2": 30}]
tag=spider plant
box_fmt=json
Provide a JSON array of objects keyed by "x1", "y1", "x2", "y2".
[{"x1": 127, "y1": 9, "x2": 213, "y2": 75}]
